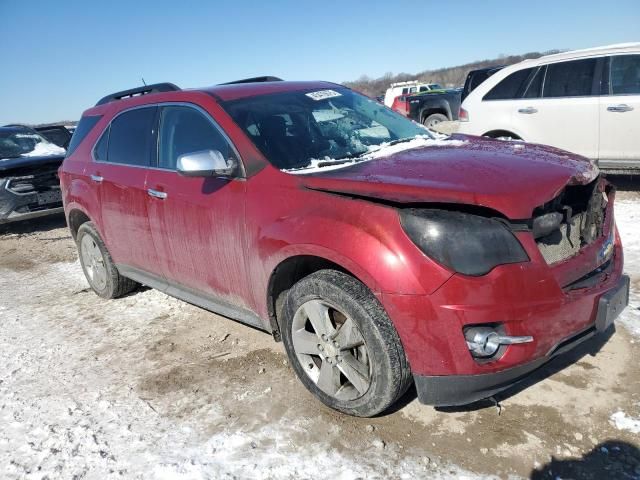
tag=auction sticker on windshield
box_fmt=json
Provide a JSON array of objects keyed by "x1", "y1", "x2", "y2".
[{"x1": 306, "y1": 90, "x2": 342, "y2": 101}]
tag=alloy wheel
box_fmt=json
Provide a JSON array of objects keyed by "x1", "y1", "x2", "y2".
[
  {"x1": 291, "y1": 299, "x2": 372, "y2": 401},
  {"x1": 80, "y1": 235, "x2": 107, "y2": 291}
]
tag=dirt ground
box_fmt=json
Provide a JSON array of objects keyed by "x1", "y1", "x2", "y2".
[{"x1": 0, "y1": 182, "x2": 639, "y2": 479}]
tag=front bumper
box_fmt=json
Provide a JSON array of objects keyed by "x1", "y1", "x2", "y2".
[
  {"x1": 413, "y1": 274, "x2": 629, "y2": 406},
  {"x1": 0, "y1": 176, "x2": 63, "y2": 224}
]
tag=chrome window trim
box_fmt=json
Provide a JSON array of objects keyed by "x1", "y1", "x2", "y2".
[{"x1": 91, "y1": 102, "x2": 246, "y2": 178}]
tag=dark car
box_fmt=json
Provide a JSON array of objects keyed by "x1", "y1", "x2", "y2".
[
  {"x1": 60, "y1": 79, "x2": 628, "y2": 417},
  {"x1": 0, "y1": 126, "x2": 67, "y2": 224},
  {"x1": 35, "y1": 125, "x2": 73, "y2": 149},
  {"x1": 461, "y1": 65, "x2": 505, "y2": 102},
  {"x1": 391, "y1": 89, "x2": 462, "y2": 128}
]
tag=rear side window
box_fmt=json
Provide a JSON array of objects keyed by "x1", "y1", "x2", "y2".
[
  {"x1": 483, "y1": 68, "x2": 534, "y2": 100},
  {"x1": 106, "y1": 107, "x2": 157, "y2": 167},
  {"x1": 158, "y1": 106, "x2": 236, "y2": 170},
  {"x1": 543, "y1": 58, "x2": 597, "y2": 98},
  {"x1": 610, "y1": 55, "x2": 640, "y2": 95},
  {"x1": 66, "y1": 115, "x2": 101, "y2": 156}
]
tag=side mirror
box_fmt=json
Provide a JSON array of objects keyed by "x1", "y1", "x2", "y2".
[{"x1": 176, "y1": 149, "x2": 236, "y2": 177}]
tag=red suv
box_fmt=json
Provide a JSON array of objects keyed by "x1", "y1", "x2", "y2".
[{"x1": 60, "y1": 78, "x2": 629, "y2": 417}]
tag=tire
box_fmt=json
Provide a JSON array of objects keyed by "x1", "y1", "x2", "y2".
[
  {"x1": 76, "y1": 222, "x2": 138, "y2": 299},
  {"x1": 422, "y1": 113, "x2": 448, "y2": 129},
  {"x1": 281, "y1": 270, "x2": 412, "y2": 417}
]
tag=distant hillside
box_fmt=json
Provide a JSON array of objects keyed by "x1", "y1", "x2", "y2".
[{"x1": 344, "y1": 50, "x2": 562, "y2": 97}]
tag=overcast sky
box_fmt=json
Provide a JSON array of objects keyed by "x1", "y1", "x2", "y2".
[{"x1": 1, "y1": 0, "x2": 639, "y2": 124}]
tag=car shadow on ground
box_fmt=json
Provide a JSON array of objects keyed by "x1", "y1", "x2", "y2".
[
  {"x1": 531, "y1": 440, "x2": 640, "y2": 479},
  {"x1": 0, "y1": 213, "x2": 67, "y2": 236},
  {"x1": 388, "y1": 326, "x2": 616, "y2": 417}
]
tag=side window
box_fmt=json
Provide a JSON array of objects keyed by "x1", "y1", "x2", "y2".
[
  {"x1": 94, "y1": 126, "x2": 109, "y2": 161},
  {"x1": 158, "y1": 106, "x2": 236, "y2": 170},
  {"x1": 543, "y1": 58, "x2": 597, "y2": 98},
  {"x1": 610, "y1": 55, "x2": 640, "y2": 95},
  {"x1": 523, "y1": 67, "x2": 544, "y2": 99},
  {"x1": 106, "y1": 107, "x2": 157, "y2": 167},
  {"x1": 483, "y1": 68, "x2": 534, "y2": 100}
]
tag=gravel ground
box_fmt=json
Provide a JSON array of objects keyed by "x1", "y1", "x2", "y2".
[{"x1": 0, "y1": 184, "x2": 639, "y2": 479}]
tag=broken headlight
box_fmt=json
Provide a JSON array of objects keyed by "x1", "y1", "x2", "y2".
[{"x1": 399, "y1": 209, "x2": 529, "y2": 276}]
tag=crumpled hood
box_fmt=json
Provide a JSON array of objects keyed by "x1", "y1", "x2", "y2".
[{"x1": 298, "y1": 135, "x2": 599, "y2": 219}]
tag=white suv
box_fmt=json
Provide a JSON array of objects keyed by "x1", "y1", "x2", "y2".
[{"x1": 458, "y1": 43, "x2": 640, "y2": 174}]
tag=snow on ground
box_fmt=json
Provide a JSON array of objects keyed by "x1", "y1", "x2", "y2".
[
  {"x1": 0, "y1": 262, "x2": 489, "y2": 480},
  {"x1": 615, "y1": 200, "x2": 640, "y2": 337},
  {"x1": 610, "y1": 409, "x2": 640, "y2": 435}
]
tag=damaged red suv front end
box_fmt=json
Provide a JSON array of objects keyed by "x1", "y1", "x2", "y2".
[{"x1": 293, "y1": 134, "x2": 628, "y2": 405}]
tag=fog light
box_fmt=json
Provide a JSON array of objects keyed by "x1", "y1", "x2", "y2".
[{"x1": 465, "y1": 326, "x2": 533, "y2": 358}]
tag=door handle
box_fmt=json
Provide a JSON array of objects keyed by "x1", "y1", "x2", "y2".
[
  {"x1": 147, "y1": 189, "x2": 168, "y2": 199},
  {"x1": 607, "y1": 104, "x2": 633, "y2": 113},
  {"x1": 90, "y1": 175, "x2": 103, "y2": 183},
  {"x1": 517, "y1": 107, "x2": 538, "y2": 114}
]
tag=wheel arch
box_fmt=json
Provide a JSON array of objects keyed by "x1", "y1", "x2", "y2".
[
  {"x1": 482, "y1": 129, "x2": 523, "y2": 140},
  {"x1": 420, "y1": 102, "x2": 451, "y2": 122},
  {"x1": 265, "y1": 253, "x2": 374, "y2": 341},
  {"x1": 67, "y1": 206, "x2": 93, "y2": 241}
]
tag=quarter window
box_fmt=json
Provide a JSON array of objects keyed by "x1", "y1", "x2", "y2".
[
  {"x1": 94, "y1": 127, "x2": 109, "y2": 161},
  {"x1": 158, "y1": 106, "x2": 236, "y2": 170},
  {"x1": 542, "y1": 59, "x2": 597, "y2": 98},
  {"x1": 106, "y1": 107, "x2": 157, "y2": 166},
  {"x1": 483, "y1": 68, "x2": 534, "y2": 100},
  {"x1": 610, "y1": 55, "x2": 640, "y2": 95}
]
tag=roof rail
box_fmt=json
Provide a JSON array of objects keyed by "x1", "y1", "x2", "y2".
[
  {"x1": 218, "y1": 76, "x2": 283, "y2": 85},
  {"x1": 95, "y1": 82, "x2": 181, "y2": 106}
]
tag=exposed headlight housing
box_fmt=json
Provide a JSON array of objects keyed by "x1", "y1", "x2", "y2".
[{"x1": 399, "y1": 209, "x2": 529, "y2": 276}]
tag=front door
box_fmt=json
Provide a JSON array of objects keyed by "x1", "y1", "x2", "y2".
[
  {"x1": 145, "y1": 104, "x2": 250, "y2": 309},
  {"x1": 89, "y1": 106, "x2": 161, "y2": 274},
  {"x1": 599, "y1": 54, "x2": 640, "y2": 169}
]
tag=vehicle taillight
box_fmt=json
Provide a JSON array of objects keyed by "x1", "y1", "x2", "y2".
[{"x1": 459, "y1": 107, "x2": 469, "y2": 122}]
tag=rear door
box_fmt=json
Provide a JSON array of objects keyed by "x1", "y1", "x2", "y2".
[
  {"x1": 89, "y1": 106, "x2": 162, "y2": 274},
  {"x1": 509, "y1": 58, "x2": 600, "y2": 159},
  {"x1": 145, "y1": 104, "x2": 250, "y2": 308},
  {"x1": 598, "y1": 54, "x2": 640, "y2": 168}
]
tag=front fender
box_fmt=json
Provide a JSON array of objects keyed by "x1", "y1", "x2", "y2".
[{"x1": 256, "y1": 202, "x2": 452, "y2": 298}]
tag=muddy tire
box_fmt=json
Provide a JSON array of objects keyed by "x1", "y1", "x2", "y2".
[
  {"x1": 422, "y1": 113, "x2": 448, "y2": 128},
  {"x1": 281, "y1": 270, "x2": 412, "y2": 417},
  {"x1": 77, "y1": 222, "x2": 137, "y2": 299}
]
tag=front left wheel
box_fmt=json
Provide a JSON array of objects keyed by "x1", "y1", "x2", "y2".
[{"x1": 281, "y1": 270, "x2": 412, "y2": 417}]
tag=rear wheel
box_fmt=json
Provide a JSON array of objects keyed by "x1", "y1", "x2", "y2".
[
  {"x1": 77, "y1": 222, "x2": 137, "y2": 299},
  {"x1": 422, "y1": 113, "x2": 448, "y2": 129},
  {"x1": 281, "y1": 270, "x2": 412, "y2": 417}
]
